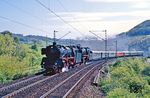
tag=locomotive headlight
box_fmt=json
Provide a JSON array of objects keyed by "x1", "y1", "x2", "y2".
[{"x1": 55, "y1": 62, "x2": 58, "y2": 65}]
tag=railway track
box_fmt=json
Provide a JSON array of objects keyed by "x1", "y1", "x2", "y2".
[
  {"x1": 0, "y1": 60, "x2": 107, "y2": 98},
  {"x1": 0, "y1": 74, "x2": 48, "y2": 97},
  {"x1": 41, "y1": 61, "x2": 106, "y2": 98}
]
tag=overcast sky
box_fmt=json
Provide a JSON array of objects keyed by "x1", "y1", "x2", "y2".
[{"x1": 0, "y1": 0, "x2": 150, "y2": 39}]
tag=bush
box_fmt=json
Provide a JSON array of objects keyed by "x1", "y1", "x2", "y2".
[
  {"x1": 0, "y1": 55, "x2": 27, "y2": 83},
  {"x1": 143, "y1": 76, "x2": 150, "y2": 85},
  {"x1": 142, "y1": 85, "x2": 150, "y2": 96},
  {"x1": 110, "y1": 66, "x2": 132, "y2": 79},
  {"x1": 142, "y1": 67, "x2": 150, "y2": 76},
  {"x1": 100, "y1": 79, "x2": 118, "y2": 94},
  {"x1": 107, "y1": 88, "x2": 136, "y2": 98},
  {"x1": 0, "y1": 34, "x2": 41, "y2": 84},
  {"x1": 99, "y1": 58, "x2": 150, "y2": 98}
]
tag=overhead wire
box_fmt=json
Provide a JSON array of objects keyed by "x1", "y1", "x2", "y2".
[
  {"x1": 1, "y1": 0, "x2": 50, "y2": 34},
  {"x1": 57, "y1": 31, "x2": 71, "y2": 41},
  {"x1": 56, "y1": 0, "x2": 109, "y2": 54},
  {"x1": 0, "y1": 16, "x2": 49, "y2": 33},
  {"x1": 57, "y1": 0, "x2": 69, "y2": 13},
  {"x1": 57, "y1": 0, "x2": 104, "y2": 40},
  {"x1": 2, "y1": 0, "x2": 44, "y2": 22},
  {"x1": 57, "y1": 0, "x2": 89, "y2": 30},
  {"x1": 35, "y1": 0, "x2": 85, "y2": 36},
  {"x1": 89, "y1": 31, "x2": 105, "y2": 40},
  {"x1": 1, "y1": 0, "x2": 104, "y2": 40}
]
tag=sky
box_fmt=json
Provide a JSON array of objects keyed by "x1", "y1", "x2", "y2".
[{"x1": 0, "y1": 0, "x2": 150, "y2": 39}]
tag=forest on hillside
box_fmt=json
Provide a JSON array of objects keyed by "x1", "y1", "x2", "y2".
[
  {"x1": 0, "y1": 33, "x2": 42, "y2": 83},
  {"x1": 128, "y1": 35, "x2": 150, "y2": 53}
]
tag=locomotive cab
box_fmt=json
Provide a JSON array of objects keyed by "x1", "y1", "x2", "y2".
[{"x1": 75, "y1": 45, "x2": 82, "y2": 64}]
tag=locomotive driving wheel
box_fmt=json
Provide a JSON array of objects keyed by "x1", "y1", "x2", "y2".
[{"x1": 44, "y1": 68, "x2": 55, "y2": 76}]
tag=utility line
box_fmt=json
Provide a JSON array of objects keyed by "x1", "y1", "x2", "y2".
[
  {"x1": 57, "y1": 0, "x2": 101, "y2": 39},
  {"x1": 57, "y1": 0, "x2": 89, "y2": 29},
  {"x1": 89, "y1": 31, "x2": 105, "y2": 40},
  {"x1": 0, "y1": 16, "x2": 49, "y2": 33},
  {"x1": 57, "y1": 31, "x2": 71, "y2": 41},
  {"x1": 2, "y1": 0, "x2": 44, "y2": 22},
  {"x1": 57, "y1": 0, "x2": 69, "y2": 12},
  {"x1": 35, "y1": 0, "x2": 85, "y2": 36}
]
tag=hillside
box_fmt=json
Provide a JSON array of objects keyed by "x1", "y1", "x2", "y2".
[
  {"x1": 128, "y1": 35, "x2": 150, "y2": 50},
  {"x1": 116, "y1": 20, "x2": 150, "y2": 56},
  {"x1": 1, "y1": 19, "x2": 150, "y2": 55},
  {"x1": 119, "y1": 20, "x2": 150, "y2": 37},
  {"x1": 0, "y1": 31, "x2": 77, "y2": 47},
  {"x1": 0, "y1": 31, "x2": 54, "y2": 45},
  {"x1": 0, "y1": 31, "x2": 109, "y2": 51},
  {"x1": 127, "y1": 20, "x2": 150, "y2": 37}
]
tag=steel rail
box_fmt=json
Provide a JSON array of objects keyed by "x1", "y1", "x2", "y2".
[
  {"x1": 40, "y1": 61, "x2": 103, "y2": 98},
  {"x1": 62, "y1": 62, "x2": 105, "y2": 98},
  {"x1": 2, "y1": 74, "x2": 58, "y2": 98}
]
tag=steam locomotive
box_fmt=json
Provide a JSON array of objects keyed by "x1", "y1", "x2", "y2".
[
  {"x1": 40, "y1": 42, "x2": 143, "y2": 75},
  {"x1": 40, "y1": 42, "x2": 92, "y2": 74}
]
